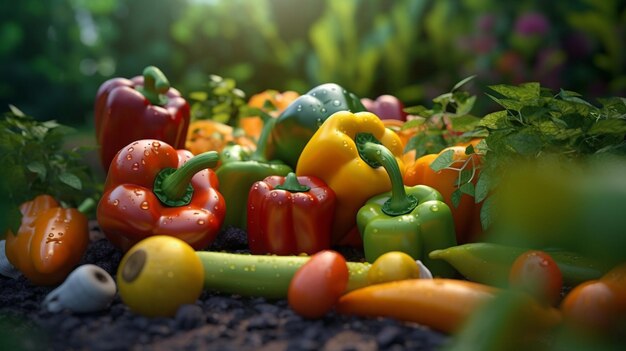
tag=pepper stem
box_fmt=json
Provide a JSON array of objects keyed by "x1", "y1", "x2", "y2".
[
  {"x1": 250, "y1": 117, "x2": 276, "y2": 162},
  {"x1": 153, "y1": 151, "x2": 219, "y2": 207},
  {"x1": 76, "y1": 197, "x2": 97, "y2": 214},
  {"x1": 356, "y1": 133, "x2": 417, "y2": 216},
  {"x1": 136, "y1": 66, "x2": 170, "y2": 106},
  {"x1": 275, "y1": 173, "x2": 310, "y2": 192}
]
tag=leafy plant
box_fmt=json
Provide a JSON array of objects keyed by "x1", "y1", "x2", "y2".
[
  {"x1": 403, "y1": 75, "x2": 483, "y2": 158},
  {"x1": 188, "y1": 75, "x2": 248, "y2": 126},
  {"x1": 432, "y1": 82, "x2": 626, "y2": 229},
  {"x1": 0, "y1": 106, "x2": 99, "y2": 235}
]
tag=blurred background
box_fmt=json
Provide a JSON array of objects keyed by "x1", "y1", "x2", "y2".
[{"x1": 1, "y1": 0, "x2": 625, "y2": 127}]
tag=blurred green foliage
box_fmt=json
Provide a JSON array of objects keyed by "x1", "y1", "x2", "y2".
[{"x1": 0, "y1": 0, "x2": 624, "y2": 126}]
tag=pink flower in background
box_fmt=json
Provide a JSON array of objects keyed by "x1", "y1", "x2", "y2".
[{"x1": 515, "y1": 12, "x2": 550, "y2": 37}]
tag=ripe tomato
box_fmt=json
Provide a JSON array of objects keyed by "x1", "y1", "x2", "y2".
[
  {"x1": 509, "y1": 250, "x2": 563, "y2": 305},
  {"x1": 560, "y1": 279, "x2": 626, "y2": 332},
  {"x1": 288, "y1": 250, "x2": 349, "y2": 319}
]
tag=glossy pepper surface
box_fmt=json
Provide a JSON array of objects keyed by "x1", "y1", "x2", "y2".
[
  {"x1": 404, "y1": 142, "x2": 483, "y2": 244},
  {"x1": 429, "y1": 242, "x2": 613, "y2": 287},
  {"x1": 247, "y1": 172, "x2": 335, "y2": 255},
  {"x1": 241, "y1": 89, "x2": 299, "y2": 141},
  {"x1": 355, "y1": 133, "x2": 457, "y2": 277},
  {"x1": 296, "y1": 111, "x2": 405, "y2": 246},
  {"x1": 216, "y1": 118, "x2": 292, "y2": 229},
  {"x1": 95, "y1": 66, "x2": 190, "y2": 171},
  {"x1": 5, "y1": 195, "x2": 89, "y2": 285},
  {"x1": 97, "y1": 139, "x2": 225, "y2": 251},
  {"x1": 336, "y1": 278, "x2": 496, "y2": 333},
  {"x1": 271, "y1": 83, "x2": 367, "y2": 168}
]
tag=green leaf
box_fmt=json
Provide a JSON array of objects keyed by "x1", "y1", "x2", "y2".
[
  {"x1": 401, "y1": 117, "x2": 426, "y2": 130},
  {"x1": 58, "y1": 172, "x2": 82, "y2": 190},
  {"x1": 475, "y1": 172, "x2": 490, "y2": 203},
  {"x1": 429, "y1": 149, "x2": 455, "y2": 172},
  {"x1": 489, "y1": 82, "x2": 540, "y2": 101},
  {"x1": 505, "y1": 130, "x2": 543, "y2": 156},
  {"x1": 455, "y1": 95, "x2": 476, "y2": 116},
  {"x1": 465, "y1": 144, "x2": 475, "y2": 155},
  {"x1": 403, "y1": 105, "x2": 432, "y2": 117},
  {"x1": 486, "y1": 95, "x2": 527, "y2": 112},
  {"x1": 189, "y1": 91, "x2": 208, "y2": 101},
  {"x1": 588, "y1": 119, "x2": 626, "y2": 135},
  {"x1": 460, "y1": 182, "x2": 475, "y2": 196},
  {"x1": 451, "y1": 189, "x2": 462, "y2": 208},
  {"x1": 478, "y1": 111, "x2": 508, "y2": 129},
  {"x1": 433, "y1": 92, "x2": 452, "y2": 104},
  {"x1": 26, "y1": 161, "x2": 46, "y2": 181},
  {"x1": 452, "y1": 75, "x2": 477, "y2": 92},
  {"x1": 8, "y1": 104, "x2": 25, "y2": 117},
  {"x1": 449, "y1": 115, "x2": 480, "y2": 131},
  {"x1": 480, "y1": 195, "x2": 494, "y2": 230}
]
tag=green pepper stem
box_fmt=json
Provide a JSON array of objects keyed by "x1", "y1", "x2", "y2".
[
  {"x1": 154, "y1": 151, "x2": 219, "y2": 207},
  {"x1": 274, "y1": 172, "x2": 310, "y2": 192},
  {"x1": 76, "y1": 197, "x2": 97, "y2": 214},
  {"x1": 356, "y1": 133, "x2": 417, "y2": 216},
  {"x1": 251, "y1": 117, "x2": 276, "y2": 162},
  {"x1": 136, "y1": 66, "x2": 170, "y2": 106}
]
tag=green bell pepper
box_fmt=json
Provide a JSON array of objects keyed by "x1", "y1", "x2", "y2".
[
  {"x1": 270, "y1": 83, "x2": 366, "y2": 168},
  {"x1": 355, "y1": 133, "x2": 457, "y2": 277},
  {"x1": 216, "y1": 118, "x2": 292, "y2": 229}
]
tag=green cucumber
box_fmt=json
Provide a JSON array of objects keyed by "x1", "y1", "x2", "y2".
[{"x1": 196, "y1": 251, "x2": 371, "y2": 299}]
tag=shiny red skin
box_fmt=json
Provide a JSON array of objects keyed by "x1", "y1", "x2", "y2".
[
  {"x1": 247, "y1": 175, "x2": 335, "y2": 255},
  {"x1": 509, "y1": 250, "x2": 563, "y2": 305},
  {"x1": 95, "y1": 76, "x2": 190, "y2": 171},
  {"x1": 361, "y1": 95, "x2": 407, "y2": 121},
  {"x1": 97, "y1": 139, "x2": 225, "y2": 251},
  {"x1": 288, "y1": 250, "x2": 349, "y2": 319}
]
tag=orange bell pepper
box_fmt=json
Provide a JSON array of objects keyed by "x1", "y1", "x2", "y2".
[
  {"x1": 185, "y1": 119, "x2": 256, "y2": 156},
  {"x1": 5, "y1": 195, "x2": 90, "y2": 285},
  {"x1": 382, "y1": 119, "x2": 421, "y2": 149},
  {"x1": 241, "y1": 90, "x2": 299, "y2": 140},
  {"x1": 403, "y1": 140, "x2": 483, "y2": 244}
]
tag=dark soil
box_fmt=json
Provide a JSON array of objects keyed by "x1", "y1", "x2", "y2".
[{"x1": 0, "y1": 224, "x2": 448, "y2": 351}]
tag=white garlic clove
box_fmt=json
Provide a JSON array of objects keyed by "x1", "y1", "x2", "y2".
[
  {"x1": 416, "y1": 260, "x2": 433, "y2": 279},
  {"x1": 43, "y1": 264, "x2": 117, "y2": 313},
  {"x1": 0, "y1": 240, "x2": 22, "y2": 279}
]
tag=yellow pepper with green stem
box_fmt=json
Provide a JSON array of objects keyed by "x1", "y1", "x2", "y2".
[{"x1": 296, "y1": 111, "x2": 405, "y2": 246}]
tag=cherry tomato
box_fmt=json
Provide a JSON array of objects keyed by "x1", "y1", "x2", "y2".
[
  {"x1": 560, "y1": 279, "x2": 626, "y2": 332},
  {"x1": 117, "y1": 236, "x2": 205, "y2": 317},
  {"x1": 601, "y1": 262, "x2": 626, "y2": 293},
  {"x1": 288, "y1": 250, "x2": 349, "y2": 319},
  {"x1": 368, "y1": 251, "x2": 421, "y2": 285},
  {"x1": 509, "y1": 250, "x2": 563, "y2": 305}
]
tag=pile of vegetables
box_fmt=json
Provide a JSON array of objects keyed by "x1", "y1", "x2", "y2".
[{"x1": 2, "y1": 65, "x2": 625, "y2": 350}]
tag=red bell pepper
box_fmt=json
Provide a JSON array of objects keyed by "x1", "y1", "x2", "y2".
[
  {"x1": 95, "y1": 66, "x2": 190, "y2": 171},
  {"x1": 97, "y1": 139, "x2": 225, "y2": 251},
  {"x1": 247, "y1": 172, "x2": 336, "y2": 255}
]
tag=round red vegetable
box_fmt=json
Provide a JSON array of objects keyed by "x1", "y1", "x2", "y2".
[
  {"x1": 288, "y1": 250, "x2": 349, "y2": 319},
  {"x1": 560, "y1": 280, "x2": 626, "y2": 332},
  {"x1": 509, "y1": 250, "x2": 563, "y2": 305}
]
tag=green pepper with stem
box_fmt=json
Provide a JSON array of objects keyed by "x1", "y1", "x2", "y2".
[
  {"x1": 216, "y1": 118, "x2": 292, "y2": 229},
  {"x1": 355, "y1": 133, "x2": 457, "y2": 277}
]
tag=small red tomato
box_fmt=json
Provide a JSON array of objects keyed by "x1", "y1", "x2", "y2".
[
  {"x1": 509, "y1": 250, "x2": 563, "y2": 305},
  {"x1": 560, "y1": 280, "x2": 626, "y2": 332},
  {"x1": 288, "y1": 250, "x2": 349, "y2": 319}
]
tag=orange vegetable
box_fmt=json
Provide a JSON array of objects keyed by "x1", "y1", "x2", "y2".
[
  {"x1": 560, "y1": 262, "x2": 626, "y2": 333},
  {"x1": 185, "y1": 119, "x2": 256, "y2": 156},
  {"x1": 336, "y1": 278, "x2": 496, "y2": 333},
  {"x1": 5, "y1": 195, "x2": 89, "y2": 286},
  {"x1": 241, "y1": 90, "x2": 299, "y2": 140},
  {"x1": 381, "y1": 119, "x2": 420, "y2": 148},
  {"x1": 403, "y1": 140, "x2": 483, "y2": 244}
]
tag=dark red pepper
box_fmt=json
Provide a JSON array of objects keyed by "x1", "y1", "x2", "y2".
[
  {"x1": 97, "y1": 139, "x2": 225, "y2": 251},
  {"x1": 247, "y1": 172, "x2": 336, "y2": 255},
  {"x1": 95, "y1": 66, "x2": 190, "y2": 171}
]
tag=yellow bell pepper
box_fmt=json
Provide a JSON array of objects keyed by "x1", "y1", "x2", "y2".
[{"x1": 296, "y1": 111, "x2": 405, "y2": 246}]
